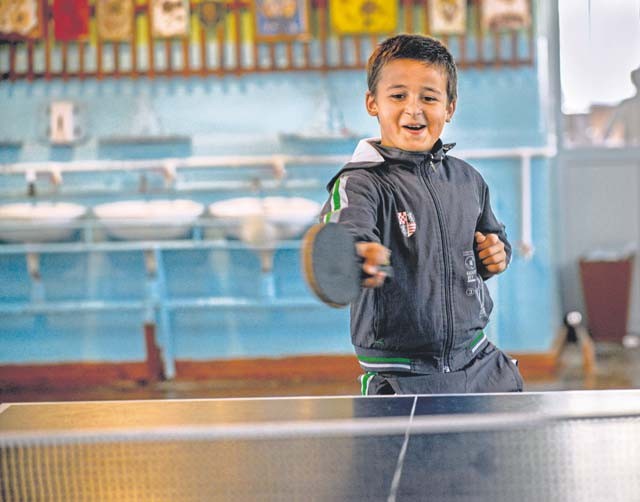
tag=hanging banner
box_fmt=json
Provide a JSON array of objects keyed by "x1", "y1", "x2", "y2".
[
  {"x1": 330, "y1": 0, "x2": 397, "y2": 35},
  {"x1": 428, "y1": 0, "x2": 466, "y2": 35},
  {"x1": 0, "y1": 0, "x2": 42, "y2": 40},
  {"x1": 96, "y1": 0, "x2": 134, "y2": 41},
  {"x1": 150, "y1": 0, "x2": 190, "y2": 39},
  {"x1": 481, "y1": 0, "x2": 531, "y2": 32},
  {"x1": 53, "y1": 0, "x2": 90, "y2": 41},
  {"x1": 253, "y1": 0, "x2": 309, "y2": 41}
]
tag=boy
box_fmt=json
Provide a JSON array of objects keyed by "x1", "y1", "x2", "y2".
[{"x1": 320, "y1": 34, "x2": 523, "y2": 395}]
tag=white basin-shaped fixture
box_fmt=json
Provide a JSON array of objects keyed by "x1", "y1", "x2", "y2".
[
  {"x1": 208, "y1": 196, "x2": 321, "y2": 241},
  {"x1": 0, "y1": 202, "x2": 87, "y2": 243},
  {"x1": 94, "y1": 199, "x2": 204, "y2": 240}
]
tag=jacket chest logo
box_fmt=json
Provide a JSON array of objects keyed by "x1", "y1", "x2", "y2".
[{"x1": 397, "y1": 211, "x2": 416, "y2": 237}]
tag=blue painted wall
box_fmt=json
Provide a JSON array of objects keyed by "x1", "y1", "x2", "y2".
[
  {"x1": 0, "y1": 68, "x2": 546, "y2": 160},
  {"x1": 0, "y1": 64, "x2": 559, "y2": 366}
]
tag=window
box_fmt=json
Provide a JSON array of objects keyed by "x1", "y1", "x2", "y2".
[{"x1": 559, "y1": 0, "x2": 640, "y2": 147}]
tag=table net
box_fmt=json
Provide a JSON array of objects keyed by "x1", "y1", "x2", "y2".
[{"x1": 2, "y1": 411, "x2": 640, "y2": 502}]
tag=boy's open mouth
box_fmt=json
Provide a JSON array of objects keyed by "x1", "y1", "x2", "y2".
[{"x1": 403, "y1": 124, "x2": 426, "y2": 131}]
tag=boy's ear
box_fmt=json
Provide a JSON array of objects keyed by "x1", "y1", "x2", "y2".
[
  {"x1": 445, "y1": 99, "x2": 457, "y2": 123},
  {"x1": 365, "y1": 91, "x2": 378, "y2": 117}
]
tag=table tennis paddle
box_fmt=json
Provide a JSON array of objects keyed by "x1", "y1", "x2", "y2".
[{"x1": 302, "y1": 222, "x2": 393, "y2": 308}]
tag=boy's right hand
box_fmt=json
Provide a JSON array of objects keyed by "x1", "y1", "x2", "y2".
[{"x1": 355, "y1": 242, "x2": 391, "y2": 288}]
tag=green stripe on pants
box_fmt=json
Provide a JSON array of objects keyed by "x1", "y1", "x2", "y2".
[{"x1": 361, "y1": 372, "x2": 376, "y2": 396}]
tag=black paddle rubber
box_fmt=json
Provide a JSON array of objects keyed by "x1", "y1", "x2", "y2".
[{"x1": 302, "y1": 223, "x2": 392, "y2": 308}]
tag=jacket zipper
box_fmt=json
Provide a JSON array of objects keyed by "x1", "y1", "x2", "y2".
[{"x1": 419, "y1": 156, "x2": 454, "y2": 373}]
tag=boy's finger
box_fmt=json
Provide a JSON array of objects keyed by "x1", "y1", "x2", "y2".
[
  {"x1": 362, "y1": 261, "x2": 379, "y2": 275},
  {"x1": 478, "y1": 244, "x2": 504, "y2": 260},
  {"x1": 474, "y1": 232, "x2": 486, "y2": 244},
  {"x1": 481, "y1": 250, "x2": 506, "y2": 265},
  {"x1": 477, "y1": 234, "x2": 502, "y2": 252},
  {"x1": 356, "y1": 242, "x2": 391, "y2": 265},
  {"x1": 485, "y1": 261, "x2": 507, "y2": 274},
  {"x1": 475, "y1": 233, "x2": 496, "y2": 250},
  {"x1": 373, "y1": 248, "x2": 391, "y2": 266},
  {"x1": 362, "y1": 271, "x2": 387, "y2": 288}
]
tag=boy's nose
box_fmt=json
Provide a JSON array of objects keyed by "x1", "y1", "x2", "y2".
[
  {"x1": 404, "y1": 108, "x2": 423, "y2": 118},
  {"x1": 404, "y1": 101, "x2": 423, "y2": 117}
]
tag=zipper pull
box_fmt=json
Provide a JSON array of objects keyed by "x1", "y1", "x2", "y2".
[{"x1": 425, "y1": 153, "x2": 436, "y2": 171}]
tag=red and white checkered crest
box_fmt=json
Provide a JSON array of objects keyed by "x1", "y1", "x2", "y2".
[{"x1": 397, "y1": 211, "x2": 416, "y2": 237}]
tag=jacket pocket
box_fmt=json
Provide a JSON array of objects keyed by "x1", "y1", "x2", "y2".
[
  {"x1": 385, "y1": 371, "x2": 467, "y2": 395},
  {"x1": 503, "y1": 352, "x2": 524, "y2": 392},
  {"x1": 465, "y1": 344, "x2": 523, "y2": 393},
  {"x1": 474, "y1": 273, "x2": 493, "y2": 321},
  {"x1": 458, "y1": 256, "x2": 493, "y2": 324}
]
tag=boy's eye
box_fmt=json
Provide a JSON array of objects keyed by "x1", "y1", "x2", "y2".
[
  {"x1": 422, "y1": 96, "x2": 437, "y2": 102},
  {"x1": 390, "y1": 94, "x2": 405, "y2": 100}
]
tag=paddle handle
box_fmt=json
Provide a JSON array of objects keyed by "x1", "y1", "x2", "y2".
[
  {"x1": 361, "y1": 263, "x2": 394, "y2": 280},
  {"x1": 378, "y1": 264, "x2": 394, "y2": 278}
]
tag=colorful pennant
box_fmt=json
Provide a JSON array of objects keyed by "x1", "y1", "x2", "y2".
[
  {"x1": 198, "y1": 0, "x2": 226, "y2": 30},
  {"x1": 253, "y1": 0, "x2": 309, "y2": 41},
  {"x1": 429, "y1": 0, "x2": 466, "y2": 35},
  {"x1": 53, "y1": 0, "x2": 90, "y2": 41},
  {"x1": 151, "y1": 0, "x2": 190, "y2": 39},
  {"x1": 481, "y1": 0, "x2": 531, "y2": 32},
  {"x1": 330, "y1": 0, "x2": 397, "y2": 35},
  {"x1": 0, "y1": 0, "x2": 42, "y2": 40},
  {"x1": 96, "y1": 0, "x2": 135, "y2": 41}
]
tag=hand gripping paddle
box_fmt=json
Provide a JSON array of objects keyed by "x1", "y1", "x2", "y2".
[{"x1": 302, "y1": 222, "x2": 393, "y2": 308}]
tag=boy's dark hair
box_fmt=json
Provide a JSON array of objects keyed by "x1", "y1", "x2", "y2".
[{"x1": 367, "y1": 34, "x2": 458, "y2": 104}]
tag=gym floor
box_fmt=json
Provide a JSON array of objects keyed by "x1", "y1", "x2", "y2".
[{"x1": 1, "y1": 342, "x2": 638, "y2": 403}]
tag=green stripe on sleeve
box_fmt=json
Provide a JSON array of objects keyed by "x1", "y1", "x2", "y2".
[
  {"x1": 323, "y1": 176, "x2": 349, "y2": 223},
  {"x1": 358, "y1": 356, "x2": 412, "y2": 364},
  {"x1": 332, "y1": 177, "x2": 342, "y2": 211},
  {"x1": 470, "y1": 330, "x2": 485, "y2": 348}
]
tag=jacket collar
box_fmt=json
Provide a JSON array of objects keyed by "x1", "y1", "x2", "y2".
[
  {"x1": 326, "y1": 138, "x2": 456, "y2": 191},
  {"x1": 350, "y1": 137, "x2": 385, "y2": 163},
  {"x1": 349, "y1": 138, "x2": 455, "y2": 167}
]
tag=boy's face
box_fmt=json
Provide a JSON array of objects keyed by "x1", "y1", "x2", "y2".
[{"x1": 366, "y1": 58, "x2": 456, "y2": 152}]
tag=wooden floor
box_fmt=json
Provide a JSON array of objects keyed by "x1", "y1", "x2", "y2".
[{"x1": 1, "y1": 342, "x2": 638, "y2": 403}]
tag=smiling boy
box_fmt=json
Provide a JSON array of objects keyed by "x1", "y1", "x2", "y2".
[{"x1": 320, "y1": 34, "x2": 523, "y2": 395}]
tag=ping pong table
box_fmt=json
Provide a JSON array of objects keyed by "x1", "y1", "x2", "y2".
[{"x1": 2, "y1": 390, "x2": 640, "y2": 501}]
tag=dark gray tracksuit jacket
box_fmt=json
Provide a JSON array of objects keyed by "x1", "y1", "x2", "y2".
[{"x1": 320, "y1": 138, "x2": 512, "y2": 375}]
